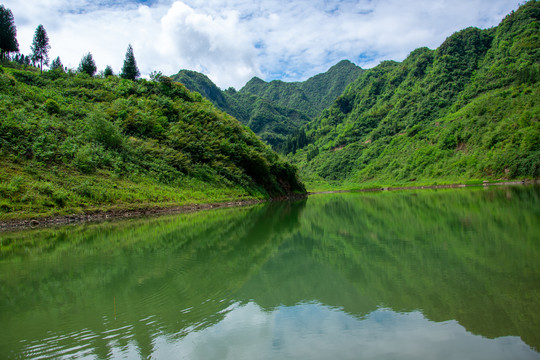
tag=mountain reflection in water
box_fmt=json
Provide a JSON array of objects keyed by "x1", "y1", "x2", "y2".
[{"x1": 0, "y1": 186, "x2": 539, "y2": 359}]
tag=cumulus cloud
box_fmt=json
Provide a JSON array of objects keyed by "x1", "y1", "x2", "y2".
[
  {"x1": 157, "y1": 1, "x2": 259, "y2": 87},
  {"x1": 3, "y1": 0, "x2": 523, "y2": 89},
  {"x1": 149, "y1": 302, "x2": 537, "y2": 359}
]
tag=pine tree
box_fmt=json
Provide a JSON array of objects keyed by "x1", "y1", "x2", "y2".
[
  {"x1": 31, "y1": 24, "x2": 50, "y2": 73},
  {"x1": 78, "y1": 53, "x2": 97, "y2": 76},
  {"x1": 120, "y1": 44, "x2": 140, "y2": 80},
  {"x1": 15, "y1": 54, "x2": 29, "y2": 66},
  {"x1": 50, "y1": 56, "x2": 64, "y2": 71},
  {"x1": 0, "y1": 5, "x2": 18, "y2": 60},
  {"x1": 103, "y1": 65, "x2": 114, "y2": 77}
]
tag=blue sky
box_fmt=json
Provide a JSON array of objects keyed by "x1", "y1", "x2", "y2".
[{"x1": 4, "y1": 0, "x2": 524, "y2": 89}]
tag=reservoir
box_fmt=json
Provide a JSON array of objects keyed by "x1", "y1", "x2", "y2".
[{"x1": 1, "y1": 186, "x2": 539, "y2": 359}]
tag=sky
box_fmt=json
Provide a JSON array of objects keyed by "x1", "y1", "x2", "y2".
[{"x1": 4, "y1": 0, "x2": 524, "y2": 89}]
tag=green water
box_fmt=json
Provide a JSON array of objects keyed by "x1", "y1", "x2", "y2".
[{"x1": 1, "y1": 186, "x2": 539, "y2": 359}]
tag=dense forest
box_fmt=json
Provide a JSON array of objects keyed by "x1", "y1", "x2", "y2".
[
  {"x1": 288, "y1": 1, "x2": 539, "y2": 189},
  {"x1": 172, "y1": 60, "x2": 363, "y2": 150}
]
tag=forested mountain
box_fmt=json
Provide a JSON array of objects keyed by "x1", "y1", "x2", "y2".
[
  {"x1": 169, "y1": 70, "x2": 231, "y2": 112},
  {"x1": 171, "y1": 60, "x2": 363, "y2": 149},
  {"x1": 290, "y1": 0, "x2": 539, "y2": 188},
  {"x1": 0, "y1": 67, "x2": 304, "y2": 220},
  {"x1": 242, "y1": 60, "x2": 364, "y2": 118}
]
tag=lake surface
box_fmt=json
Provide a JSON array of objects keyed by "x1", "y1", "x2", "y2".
[{"x1": 1, "y1": 186, "x2": 539, "y2": 359}]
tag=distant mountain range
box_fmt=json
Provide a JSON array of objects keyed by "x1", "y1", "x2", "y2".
[{"x1": 171, "y1": 60, "x2": 363, "y2": 149}]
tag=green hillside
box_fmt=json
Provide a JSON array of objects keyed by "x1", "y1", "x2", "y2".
[
  {"x1": 172, "y1": 60, "x2": 363, "y2": 149},
  {"x1": 241, "y1": 60, "x2": 364, "y2": 118},
  {"x1": 169, "y1": 70, "x2": 230, "y2": 112},
  {"x1": 291, "y1": 0, "x2": 539, "y2": 189},
  {"x1": 0, "y1": 67, "x2": 305, "y2": 220}
]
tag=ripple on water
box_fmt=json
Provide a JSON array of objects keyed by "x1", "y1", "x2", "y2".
[{"x1": 21, "y1": 329, "x2": 98, "y2": 360}]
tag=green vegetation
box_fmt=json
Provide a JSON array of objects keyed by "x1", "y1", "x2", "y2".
[
  {"x1": 50, "y1": 56, "x2": 63, "y2": 71},
  {"x1": 120, "y1": 44, "x2": 140, "y2": 81},
  {"x1": 78, "y1": 53, "x2": 96, "y2": 77},
  {"x1": 242, "y1": 60, "x2": 364, "y2": 118},
  {"x1": 1, "y1": 2, "x2": 538, "y2": 219},
  {"x1": 172, "y1": 60, "x2": 363, "y2": 149},
  {"x1": 103, "y1": 65, "x2": 113, "y2": 77},
  {"x1": 0, "y1": 65, "x2": 304, "y2": 220},
  {"x1": 170, "y1": 2, "x2": 538, "y2": 193},
  {"x1": 0, "y1": 5, "x2": 18, "y2": 59},
  {"x1": 290, "y1": 1, "x2": 539, "y2": 190},
  {"x1": 30, "y1": 24, "x2": 50, "y2": 73}
]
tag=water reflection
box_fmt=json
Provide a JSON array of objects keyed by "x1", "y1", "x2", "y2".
[
  {"x1": 0, "y1": 186, "x2": 539, "y2": 359},
  {"x1": 175, "y1": 303, "x2": 537, "y2": 360}
]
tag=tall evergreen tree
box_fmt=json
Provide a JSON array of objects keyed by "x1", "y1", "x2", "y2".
[
  {"x1": 78, "y1": 53, "x2": 97, "y2": 76},
  {"x1": 50, "y1": 56, "x2": 64, "y2": 71},
  {"x1": 0, "y1": 5, "x2": 18, "y2": 60},
  {"x1": 103, "y1": 65, "x2": 114, "y2": 77},
  {"x1": 120, "y1": 44, "x2": 140, "y2": 80},
  {"x1": 31, "y1": 24, "x2": 50, "y2": 73}
]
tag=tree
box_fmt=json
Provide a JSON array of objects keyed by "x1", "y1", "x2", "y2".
[
  {"x1": 120, "y1": 44, "x2": 140, "y2": 80},
  {"x1": 31, "y1": 24, "x2": 50, "y2": 73},
  {"x1": 15, "y1": 54, "x2": 29, "y2": 66},
  {"x1": 78, "y1": 52, "x2": 96, "y2": 76},
  {"x1": 103, "y1": 65, "x2": 114, "y2": 77},
  {"x1": 0, "y1": 5, "x2": 18, "y2": 59},
  {"x1": 50, "y1": 56, "x2": 64, "y2": 71}
]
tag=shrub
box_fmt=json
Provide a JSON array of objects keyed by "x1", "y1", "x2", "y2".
[
  {"x1": 44, "y1": 98, "x2": 61, "y2": 114},
  {"x1": 52, "y1": 188, "x2": 68, "y2": 207},
  {"x1": 86, "y1": 112, "x2": 124, "y2": 150},
  {"x1": 73, "y1": 144, "x2": 100, "y2": 173}
]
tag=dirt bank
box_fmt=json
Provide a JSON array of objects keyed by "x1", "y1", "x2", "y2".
[{"x1": 0, "y1": 199, "x2": 265, "y2": 232}]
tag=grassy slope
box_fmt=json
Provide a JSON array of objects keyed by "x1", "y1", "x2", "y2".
[
  {"x1": 0, "y1": 67, "x2": 304, "y2": 220},
  {"x1": 290, "y1": 1, "x2": 539, "y2": 191}
]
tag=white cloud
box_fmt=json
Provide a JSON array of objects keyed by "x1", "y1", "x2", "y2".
[
  {"x1": 157, "y1": 1, "x2": 259, "y2": 87},
  {"x1": 148, "y1": 303, "x2": 537, "y2": 360},
  {"x1": 2, "y1": 0, "x2": 524, "y2": 89}
]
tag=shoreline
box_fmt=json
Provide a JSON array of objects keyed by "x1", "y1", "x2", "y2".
[
  {"x1": 0, "y1": 199, "x2": 266, "y2": 232},
  {"x1": 308, "y1": 180, "x2": 539, "y2": 195},
  {"x1": 1, "y1": 180, "x2": 537, "y2": 231}
]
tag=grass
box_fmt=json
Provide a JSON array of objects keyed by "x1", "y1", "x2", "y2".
[
  {"x1": 303, "y1": 177, "x2": 532, "y2": 193},
  {"x1": 0, "y1": 160, "x2": 262, "y2": 221}
]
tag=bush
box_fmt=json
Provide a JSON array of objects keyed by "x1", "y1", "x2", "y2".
[
  {"x1": 73, "y1": 144, "x2": 101, "y2": 173},
  {"x1": 44, "y1": 99, "x2": 61, "y2": 114},
  {"x1": 86, "y1": 112, "x2": 124, "y2": 150}
]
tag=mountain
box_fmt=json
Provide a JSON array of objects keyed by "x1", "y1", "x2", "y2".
[
  {"x1": 242, "y1": 60, "x2": 364, "y2": 118},
  {"x1": 0, "y1": 66, "x2": 305, "y2": 220},
  {"x1": 171, "y1": 60, "x2": 363, "y2": 149},
  {"x1": 170, "y1": 69, "x2": 230, "y2": 111},
  {"x1": 291, "y1": 0, "x2": 539, "y2": 188}
]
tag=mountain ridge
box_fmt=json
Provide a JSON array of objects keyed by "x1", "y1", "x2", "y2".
[
  {"x1": 171, "y1": 60, "x2": 363, "y2": 149},
  {"x1": 289, "y1": 0, "x2": 539, "y2": 188}
]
